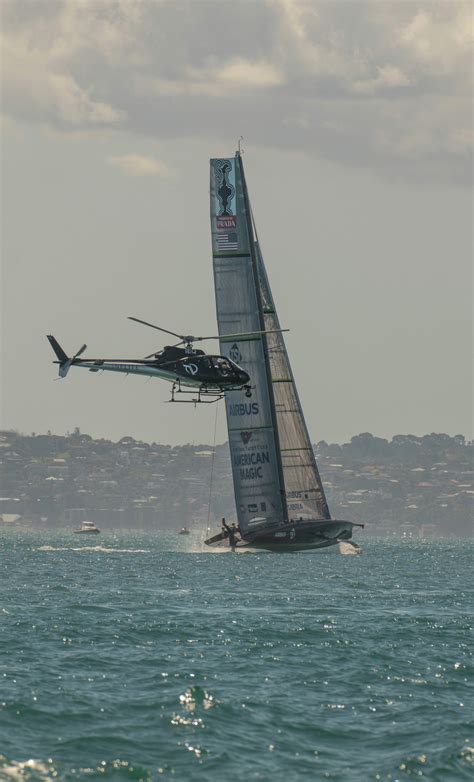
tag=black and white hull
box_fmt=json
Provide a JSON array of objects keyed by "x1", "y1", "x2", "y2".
[{"x1": 205, "y1": 520, "x2": 363, "y2": 552}]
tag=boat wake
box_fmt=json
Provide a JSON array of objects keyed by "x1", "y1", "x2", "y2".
[
  {"x1": 37, "y1": 546, "x2": 150, "y2": 553},
  {"x1": 338, "y1": 541, "x2": 361, "y2": 555}
]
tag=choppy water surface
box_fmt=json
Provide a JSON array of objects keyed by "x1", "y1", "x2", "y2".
[{"x1": 1, "y1": 532, "x2": 472, "y2": 781}]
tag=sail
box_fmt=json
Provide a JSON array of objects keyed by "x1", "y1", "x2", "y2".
[
  {"x1": 210, "y1": 152, "x2": 331, "y2": 533},
  {"x1": 254, "y1": 241, "x2": 331, "y2": 520},
  {"x1": 210, "y1": 155, "x2": 285, "y2": 535}
]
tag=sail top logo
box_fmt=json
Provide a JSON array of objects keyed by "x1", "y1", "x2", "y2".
[
  {"x1": 241, "y1": 431, "x2": 253, "y2": 445},
  {"x1": 214, "y1": 159, "x2": 237, "y2": 231},
  {"x1": 214, "y1": 160, "x2": 236, "y2": 217}
]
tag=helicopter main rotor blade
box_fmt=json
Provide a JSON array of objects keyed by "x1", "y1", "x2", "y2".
[
  {"x1": 128, "y1": 317, "x2": 184, "y2": 341},
  {"x1": 191, "y1": 328, "x2": 289, "y2": 342},
  {"x1": 129, "y1": 317, "x2": 288, "y2": 348}
]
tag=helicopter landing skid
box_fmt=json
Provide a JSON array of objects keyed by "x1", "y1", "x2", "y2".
[{"x1": 168, "y1": 381, "x2": 224, "y2": 406}]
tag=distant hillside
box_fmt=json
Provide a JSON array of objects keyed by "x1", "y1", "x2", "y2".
[
  {"x1": 315, "y1": 433, "x2": 472, "y2": 537},
  {"x1": 0, "y1": 430, "x2": 472, "y2": 537}
]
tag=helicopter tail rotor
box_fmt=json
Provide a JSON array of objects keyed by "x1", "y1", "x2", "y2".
[{"x1": 47, "y1": 336, "x2": 87, "y2": 378}]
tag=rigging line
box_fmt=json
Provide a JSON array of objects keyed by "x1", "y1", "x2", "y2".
[{"x1": 204, "y1": 399, "x2": 220, "y2": 544}]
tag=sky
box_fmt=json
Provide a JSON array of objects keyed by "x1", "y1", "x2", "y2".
[{"x1": 1, "y1": 0, "x2": 472, "y2": 446}]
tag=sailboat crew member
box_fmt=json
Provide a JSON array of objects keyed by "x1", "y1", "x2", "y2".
[{"x1": 221, "y1": 518, "x2": 240, "y2": 549}]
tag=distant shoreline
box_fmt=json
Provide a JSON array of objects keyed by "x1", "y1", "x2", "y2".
[{"x1": 1, "y1": 430, "x2": 472, "y2": 538}]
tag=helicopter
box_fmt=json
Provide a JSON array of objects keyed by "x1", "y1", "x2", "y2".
[{"x1": 47, "y1": 316, "x2": 288, "y2": 404}]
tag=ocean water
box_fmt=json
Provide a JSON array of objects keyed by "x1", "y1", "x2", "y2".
[{"x1": 0, "y1": 532, "x2": 472, "y2": 782}]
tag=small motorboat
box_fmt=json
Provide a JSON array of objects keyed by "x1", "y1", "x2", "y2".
[
  {"x1": 74, "y1": 520, "x2": 100, "y2": 534},
  {"x1": 178, "y1": 527, "x2": 190, "y2": 535}
]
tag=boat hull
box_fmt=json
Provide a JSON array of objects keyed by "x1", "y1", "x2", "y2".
[
  {"x1": 74, "y1": 529, "x2": 100, "y2": 534},
  {"x1": 205, "y1": 520, "x2": 363, "y2": 552}
]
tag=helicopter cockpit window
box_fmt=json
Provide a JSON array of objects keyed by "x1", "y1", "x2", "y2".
[
  {"x1": 200, "y1": 357, "x2": 212, "y2": 370},
  {"x1": 212, "y1": 357, "x2": 232, "y2": 376}
]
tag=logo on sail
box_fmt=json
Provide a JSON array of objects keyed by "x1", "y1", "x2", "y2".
[
  {"x1": 241, "y1": 431, "x2": 253, "y2": 445},
  {"x1": 229, "y1": 402, "x2": 259, "y2": 416},
  {"x1": 234, "y1": 449, "x2": 270, "y2": 481},
  {"x1": 214, "y1": 159, "x2": 239, "y2": 251},
  {"x1": 216, "y1": 233, "x2": 238, "y2": 252},
  {"x1": 229, "y1": 402, "x2": 259, "y2": 415},
  {"x1": 214, "y1": 160, "x2": 236, "y2": 217},
  {"x1": 229, "y1": 343, "x2": 242, "y2": 364},
  {"x1": 217, "y1": 215, "x2": 236, "y2": 230}
]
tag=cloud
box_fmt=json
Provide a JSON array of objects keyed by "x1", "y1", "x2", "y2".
[
  {"x1": 0, "y1": 4, "x2": 126, "y2": 127},
  {"x1": 142, "y1": 57, "x2": 284, "y2": 98},
  {"x1": 399, "y1": 6, "x2": 472, "y2": 74},
  {"x1": 212, "y1": 58, "x2": 284, "y2": 89},
  {"x1": 108, "y1": 153, "x2": 175, "y2": 177},
  {"x1": 353, "y1": 65, "x2": 411, "y2": 95},
  {"x1": 1, "y1": 0, "x2": 471, "y2": 184}
]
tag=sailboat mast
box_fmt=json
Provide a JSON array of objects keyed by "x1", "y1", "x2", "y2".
[{"x1": 237, "y1": 152, "x2": 289, "y2": 523}]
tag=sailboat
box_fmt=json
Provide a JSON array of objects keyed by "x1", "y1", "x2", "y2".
[{"x1": 204, "y1": 151, "x2": 363, "y2": 552}]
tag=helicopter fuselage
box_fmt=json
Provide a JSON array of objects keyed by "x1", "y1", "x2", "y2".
[{"x1": 54, "y1": 351, "x2": 249, "y2": 392}]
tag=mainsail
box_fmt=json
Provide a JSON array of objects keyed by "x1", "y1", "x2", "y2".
[
  {"x1": 255, "y1": 241, "x2": 331, "y2": 522},
  {"x1": 210, "y1": 153, "x2": 330, "y2": 536}
]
